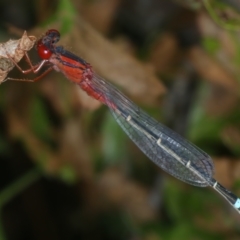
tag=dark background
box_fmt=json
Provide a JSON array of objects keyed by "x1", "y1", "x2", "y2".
[{"x1": 0, "y1": 0, "x2": 240, "y2": 239}]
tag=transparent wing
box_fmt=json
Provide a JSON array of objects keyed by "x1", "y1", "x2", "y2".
[{"x1": 89, "y1": 74, "x2": 214, "y2": 187}]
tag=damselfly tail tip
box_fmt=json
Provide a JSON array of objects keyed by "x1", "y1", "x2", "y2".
[{"x1": 234, "y1": 198, "x2": 240, "y2": 213}]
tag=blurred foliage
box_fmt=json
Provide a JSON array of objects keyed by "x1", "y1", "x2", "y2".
[
  {"x1": 203, "y1": 0, "x2": 240, "y2": 30},
  {"x1": 0, "y1": 0, "x2": 240, "y2": 239}
]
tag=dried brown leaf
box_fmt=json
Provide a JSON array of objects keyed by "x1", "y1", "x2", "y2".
[
  {"x1": 6, "y1": 101, "x2": 93, "y2": 182},
  {"x1": 0, "y1": 58, "x2": 14, "y2": 83},
  {"x1": 77, "y1": 0, "x2": 122, "y2": 34},
  {"x1": 58, "y1": 120, "x2": 94, "y2": 182},
  {"x1": 187, "y1": 46, "x2": 238, "y2": 91},
  {"x1": 213, "y1": 157, "x2": 233, "y2": 188},
  {"x1": 197, "y1": 12, "x2": 240, "y2": 86},
  {"x1": 204, "y1": 85, "x2": 238, "y2": 116},
  {"x1": 149, "y1": 33, "x2": 180, "y2": 73},
  {"x1": 7, "y1": 107, "x2": 62, "y2": 174},
  {"x1": 0, "y1": 31, "x2": 36, "y2": 83},
  {"x1": 98, "y1": 168, "x2": 157, "y2": 222},
  {"x1": 213, "y1": 157, "x2": 240, "y2": 190}
]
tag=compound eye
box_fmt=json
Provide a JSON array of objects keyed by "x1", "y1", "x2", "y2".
[
  {"x1": 45, "y1": 29, "x2": 60, "y2": 44},
  {"x1": 37, "y1": 42, "x2": 52, "y2": 60}
]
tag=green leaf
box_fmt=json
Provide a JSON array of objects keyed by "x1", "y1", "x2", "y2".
[
  {"x1": 58, "y1": 164, "x2": 77, "y2": 184},
  {"x1": 202, "y1": 37, "x2": 221, "y2": 55},
  {"x1": 40, "y1": 0, "x2": 76, "y2": 34},
  {"x1": 30, "y1": 96, "x2": 52, "y2": 142},
  {"x1": 101, "y1": 111, "x2": 129, "y2": 166}
]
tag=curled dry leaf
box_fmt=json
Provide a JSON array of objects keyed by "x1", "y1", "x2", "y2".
[
  {"x1": 0, "y1": 58, "x2": 14, "y2": 83},
  {"x1": 0, "y1": 31, "x2": 36, "y2": 83}
]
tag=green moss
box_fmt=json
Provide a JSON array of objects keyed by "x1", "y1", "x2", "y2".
[{"x1": 202, "y1": 37, "x2": 220, "y2": 55}]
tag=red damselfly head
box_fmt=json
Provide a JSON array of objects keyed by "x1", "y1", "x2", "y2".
[{"x1": 36, "y1": 29, "x2": 60, "y2": 60}]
